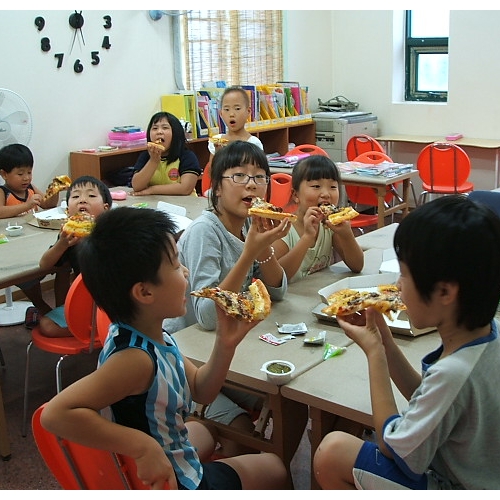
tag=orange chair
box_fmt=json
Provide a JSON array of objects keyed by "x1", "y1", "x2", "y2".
[
  {"x1": 346, "y1": 134, "x2": 385, "y2": 161},
  {"x1": 32, "y1": 404, "x2": 157, "y2": 489},
  {"x1": 345, "y1": 151, "x2": 397, "y2": 233},
  {"x1": 287, "y1": 144, "x2": 329, "y2": 157},
  {"x1": 22, "y1": 274, "x2": 102, "y2": 437},
  {"x1": 417, "y1": 142, "x2": 474, "y2": 205},
  {"x1": 201, "y1": 162, "x2": 211, "y2": 197},
  {"x1": 269, "y1": 173, "x2": 293, "y2": 208}
]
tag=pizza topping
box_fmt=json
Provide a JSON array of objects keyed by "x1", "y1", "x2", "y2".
[
  {"x1": 248, "y1": 197, "x2": 298, "y2": 222},
  {"x1": 252, "y1": 197, "x2": 283, "y2": 213},
  {"x1": 322, "y1": 285, "x2": 406, "y2": 320},
  {"x1": 321, "y1": 205, "x2": 359, "y2": 226},
  {"x1": 62, "y1": 213, "x2": 95, "y2": 238},
  {"x1": 43, "y1": 175, "x2": 72, "y2": 201},
  {"x1": 191, "y1": 278, "x2": 271, "y2": 322}
]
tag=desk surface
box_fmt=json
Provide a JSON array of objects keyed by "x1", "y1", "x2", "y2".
[
  {"x1": 377, "y1": 134, "x2": 500, "y2": 149},
  {"x1": 174, "y1": 247, "x2": 387, "y2": 394},
  {"x1": 0, "y1": 192, "x2": 209, "y2": 289}
]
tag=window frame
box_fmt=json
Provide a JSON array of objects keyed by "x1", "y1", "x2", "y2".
[{"x1": 405, "y1": 11, "x2": 448, "y2": 103}]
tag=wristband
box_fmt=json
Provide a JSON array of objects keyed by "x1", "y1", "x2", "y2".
[{"x1": 256, "y1": 246, "x2": 275, "y2": 265}]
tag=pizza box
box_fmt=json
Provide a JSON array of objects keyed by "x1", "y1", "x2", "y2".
[
  {"x1": 26, "y1": 206, "x2": 67, "y2": 230},
  {"x1": 315, "y1": 273, "x2": 436, "y2": 337},
  {"x1": 379, "y1": 248, "x2": 399, "y2": 274}
]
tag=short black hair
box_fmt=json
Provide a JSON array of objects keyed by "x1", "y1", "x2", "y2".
[
  {"x1": 66, "y1": 175, "x2": 112, "y2": 207},
  {"x1": 394, "y1": 195, "x2": 500, "y2": 330},
  {"x1": 210, "y1": 140, "x2": 271, "y2": 213},
  {"x1": 146, "y1": 111, "x2": 186, "y2": 164},
  {"x1": 291, "y1": 155, "x2": 341, "y2": 191},
  {"x1": 78, "y1": 207, "x2": 179, "y2": 324},
  {"x1": 0, "y1": 143, "x2": 34, "y2": 172},
  {"x1": 221, "y1": 86, "x2": 250, "y2": 108}
]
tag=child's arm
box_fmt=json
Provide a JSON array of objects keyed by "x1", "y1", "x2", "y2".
[
  {"x1": 131, "y1": 145, "x2": 162, "y2": 192},
  {"x1": 337, "y1": 309, "x2": 420, "y2": 457},
  {"x1": 39, "y1": 231, "x2": 80, "y2": 270},
  {"x1": 327, "y1": 219, "x2": 364, "y2": 273},
  {"x1": 40, "y1": 348, "x2": 177, "y2": 489},
  {"x1": 34, "y1": 184, "x2": 59, "y2": 210},
  {"x1": 184, "y1": 306, "x2": 260, "y2": 404},
  {"x1": 273, "y1": 207, "x2": 321, "y2": 280},
  {"x1": 0, "y1": 189, "x2": 42, "y2": 218},
  {"x1": 132, "y1": 173, "x2": 199, "y2": 196}
]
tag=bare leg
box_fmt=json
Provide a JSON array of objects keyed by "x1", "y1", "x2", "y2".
[
  {"x1": 220, "y1": 452, "x2": 287, "y2": 489},
  {"x1": 38, "y1": 316, "x2": 71, "y2": 338},
  {"x1": 185, "y1": 419, "x2": 217, "y2": 462},
  {"x1": 216, "y1": 413, "x2": 258, "y2": 457},
  {"x1": 54, "y1": 269, "x2": 72, "y2": 306},
  {"x1": 313, "y1": 431, "x2": 364, "y2": 489}
]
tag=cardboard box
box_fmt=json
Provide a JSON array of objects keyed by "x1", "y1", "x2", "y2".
[
  {"x1": 26, "y1": 206, "x2": 67, "y2": 230},
  {"x1": 315, "y1": 273, "x2": 436, "y2": 337}
]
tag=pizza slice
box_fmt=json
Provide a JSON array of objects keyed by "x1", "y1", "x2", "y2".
[
  {"x1": 248, "y1": 197, "x2": 298, "y2": 222},
  {"x1": 147, "y1": 140, "x2": 166, "y2": 152},
  {"x1": 209, "y1": 136, "x2": 229, "y2": 147},
  {"x1": 43, "y1": 175, "x2": 72, "y2": 201},
  {"x1": 190, "y1": 279, "x2": 271, "y2": 322},
  {"x1": 321, "y1": 286, "x2": 406, "y2": 320},
  {"x1": 319, "y1": 204, "x2": 359, "y2": 226}
]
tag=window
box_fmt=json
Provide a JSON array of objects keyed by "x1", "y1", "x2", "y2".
[
  {"x1": 405, "y1": 10, "x2": 449, "y2": 102},
  {"x1": 181, "y1": 10, "x2": 283, "y2": 91}
]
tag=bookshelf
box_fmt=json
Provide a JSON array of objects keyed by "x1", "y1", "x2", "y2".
[
  {"x1": 189, "y1": 121, "x2": 317, "y2": 167},
  {"x1": 68, "y1": 122, "x2": 315, "y2": 183}
]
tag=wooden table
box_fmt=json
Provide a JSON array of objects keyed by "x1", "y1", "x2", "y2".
[
  {"x1": 271, "y1": 164, "x2": 417, "y2": 228},
  {"x1": 281, "y1": 332, "x2": 439, "y2": 488},
  {"x1": 174, "y1": 247, "x2": 387, "y2": 487},
  {"x1": 377, "y1": 134, "x2": 500, "y2": 188}
]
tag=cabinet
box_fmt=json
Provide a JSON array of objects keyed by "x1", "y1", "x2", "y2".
[{"x1": 69, "y1": 122, "x2": 316, "y2": 182}]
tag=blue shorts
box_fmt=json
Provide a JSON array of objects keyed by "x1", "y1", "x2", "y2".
[
  {"x1": 353, "y1": 441, "x2": 428, "y2": 490},
  {"x1": 44, "y1": 305, "x2": 67, "y2": 328},
  {"x1": 178, "y1": 461, "x2": 242, "y2": 490}
]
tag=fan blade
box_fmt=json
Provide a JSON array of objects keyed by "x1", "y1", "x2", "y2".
[{"x1": 1, "y1": 111, "x2": 29, "y2": 126}]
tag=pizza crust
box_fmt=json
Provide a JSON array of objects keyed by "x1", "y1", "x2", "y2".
[
  {"x1": 148, "y1": 141, "x2": 166, "y2": 151},
  {"x1": 319, "y1": 204, "x2": 359, "y2": 226},
  {"x1": 321, "y1": 285, "x2": 406, "y2": 320},
  {"x1": 209, "y1": 136, "x2": 229, "y2": 146},
  {"x1": 248, "y1": 197, "x2": 297, "y2": 222},
  {"x1": 191, "y1": 278, "x2": 271, "y2": 322}
]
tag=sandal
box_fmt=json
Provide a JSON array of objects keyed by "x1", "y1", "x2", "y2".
[{"x1": 25, "y1": 306, "x2": 39, "y2": 329}]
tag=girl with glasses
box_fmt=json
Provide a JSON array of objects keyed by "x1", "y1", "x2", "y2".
[{"x1": 163, "y1": 141, "x2": 291, "y2": 456}]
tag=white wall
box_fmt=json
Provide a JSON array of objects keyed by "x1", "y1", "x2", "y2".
[{"x1": 2, "y1": 10, "x2": 500, "y2": 192}]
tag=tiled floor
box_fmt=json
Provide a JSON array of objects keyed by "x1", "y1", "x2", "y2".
[{"x1": 0, "y1": 295, "x2": 312, "y2": 490}]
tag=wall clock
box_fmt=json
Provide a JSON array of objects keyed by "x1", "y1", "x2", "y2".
[{"x1": 35, "y1": 11, "x2": 112, "y2": 73}]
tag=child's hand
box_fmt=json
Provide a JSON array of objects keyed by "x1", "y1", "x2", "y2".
[
  {"x1": 27, "y1": 194, "x2": 43, "y2": 210},
  {"x1": 135, "y1": 444, "x2": 178, "y2": 490},
  {"x1": 214, "y1": 305, "x2": 260, "y2": 349},
  {"x1": 337, "y1": 308, "x2": 386, "y2": 355},
  {"x1": 247, "y1": 215, "x2": 292, "y2": 251},
  {"x1": 303, "y1": 206, "x2": 322, "y2": 239},
  {"x1": 146, "y1": 143, "x2": 163, "y2": 162},
  {"x1": 323, "y1": 218, "x2": 354, "y2": 236},
  {"x1": 59, "y1": 227, "x2": 84, "y2": 248}
]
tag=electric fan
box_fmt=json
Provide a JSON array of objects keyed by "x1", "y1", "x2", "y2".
[
  {"x1": 0, "y1": 88, "x2": 33, "y2": 148},
  {"x1": 0, "y1": 88, "x2": 35, "y2": 326}
]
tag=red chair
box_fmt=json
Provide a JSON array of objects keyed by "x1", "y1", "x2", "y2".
[
  {"x1": 32, "y1": 404, "x2": 158, "y2": 489},
  {"x1": 346, "y1": 151, "x2": 397, "y2": 233},
  {"x1": 287, "y1": 144, "x2": 329, "y2": 157},
  {"x1": 346, "y1": 134, "x2": 385, "y2": 161},
  {"x1": 269, "y1": 173, "x2": 293, "y2": 208},
  {"x1": 22, "y1": 274, "x2": 102, "y2": 437},
  {"x1": 417, "y1": 142, "x2": 474, "y2": 205},
  {"x1": 201, "y1": 162, "x2": 211, "y2": 197}
]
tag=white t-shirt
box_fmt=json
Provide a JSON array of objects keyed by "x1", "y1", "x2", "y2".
[{"x1": 207, "y1": 134, "x2": 264, "y2": 155}]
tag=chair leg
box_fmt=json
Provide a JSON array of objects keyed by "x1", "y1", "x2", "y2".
[
  {"x1": 22, "y1": 341, "x2": 33, "y2": 437},
  {"x1": 55, "y1": 355, "x2": 68, "y2": 394},
  {"x1": 0, "y1": 347, "x2": 5, "y2": 368}
]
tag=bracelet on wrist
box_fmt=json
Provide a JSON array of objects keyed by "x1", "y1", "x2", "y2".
[{"x1": 255, "y1": 246, "x2": 275, "y2": 265}]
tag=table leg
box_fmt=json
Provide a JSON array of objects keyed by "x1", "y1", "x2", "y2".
[
  {"x1": 308, "y1": 407, "x2": 366, "y2": 489},
  {"x1": 377, "y1": 186, "x2": 386, "y2": 228},
  {"x1": 0, "y1": 384, "x2": 12, "y2": 461}
]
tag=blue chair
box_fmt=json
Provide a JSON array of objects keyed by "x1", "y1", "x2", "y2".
[{"x1": 468, "y1": 190, "x2": 500, "y2": 218}]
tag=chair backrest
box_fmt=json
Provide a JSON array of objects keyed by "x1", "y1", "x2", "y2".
[
  {"x1": 468, "y1": 190, "x2": 500, "y2": 218},
  {"x1": 269, "y1": 173, "x2": 293, "y2": 208},
  {"x1": 346, "y1": 151, "x2": 395, "y2": 206},
  {"x1": 64, "y1": 274, "x2": 100, "y2": 349},
  {"x1": 287, "y1": 144, "x2": 329, "y2": 157},
  {"x1": 346, "y1": 134, "x2": 386, "y2": 161},
  {"x1": 32, "y1": 404, "x2": 152, "y2": 489},
  {"x1": 96, "y1": 306, "x2": 112, "y2": 346},
  {"x1": 201, "y1": 162, "x2": 211, "y2": 197},
  {"x1": 417, "y1": 142, "x2": 471, "y2": 190}
]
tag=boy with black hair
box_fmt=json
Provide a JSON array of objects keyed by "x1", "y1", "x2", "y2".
[
  {"x1": 314, "y1": 195, "x2": 500, "y2": 489},
  {"x1": 40, "y1": 206, "x2": 287, "y2": 490}
]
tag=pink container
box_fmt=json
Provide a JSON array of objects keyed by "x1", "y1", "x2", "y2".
[{"x1": 108, "y1": 131, "x2": 146, "y2": 142}]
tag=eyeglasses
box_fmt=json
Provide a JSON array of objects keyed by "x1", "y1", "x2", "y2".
[{"x1": 222, "y1": 173, "x2": 270, "y2": 185}]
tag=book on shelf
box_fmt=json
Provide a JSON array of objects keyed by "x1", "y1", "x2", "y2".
[{"x1": 161, "y1": 93, "x2": 197, "y2": 139}]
